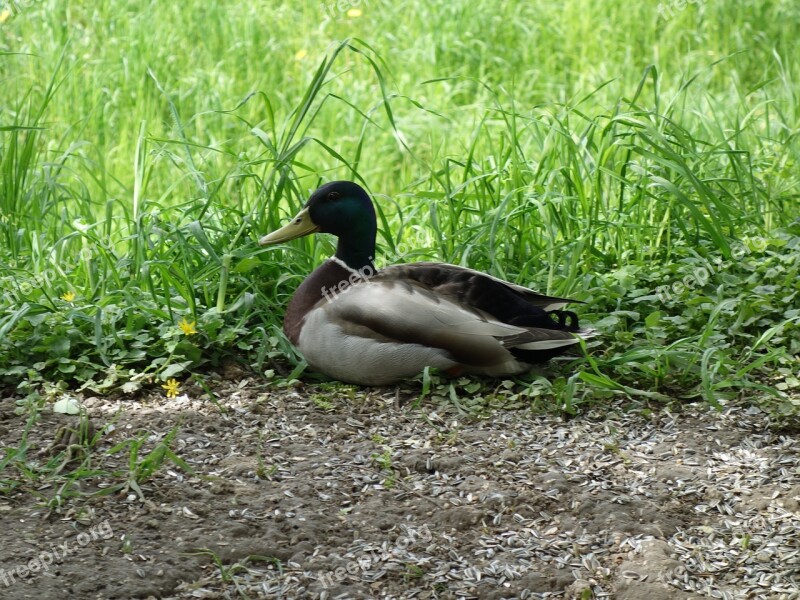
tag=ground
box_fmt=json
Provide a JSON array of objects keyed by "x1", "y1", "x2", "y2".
[{"x1": 1, "y1": 378, "x2": 798, "y2": 600}]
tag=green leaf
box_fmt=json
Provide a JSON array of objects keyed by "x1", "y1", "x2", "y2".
[
  {"x1": 645, "y1": 311, "x2": 662, "y2": 328},
  {"x1": 161, "y1": 362, "x2": 189, "y2": 380},
  {"x1": 49, "y1": 336, "x2": 71, "y2": 356},
  {"x1": 53, "y1": 396, "x2": 82, "y2": 414}
]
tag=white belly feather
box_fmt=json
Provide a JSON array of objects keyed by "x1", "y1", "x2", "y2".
[{"x1": 298, "y1": 311, "x2": 459, "y2": 385}]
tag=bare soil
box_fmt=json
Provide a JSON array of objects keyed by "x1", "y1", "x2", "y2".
[{"x1": 1, "y1": 378, "x2": 798, "y2": 599}]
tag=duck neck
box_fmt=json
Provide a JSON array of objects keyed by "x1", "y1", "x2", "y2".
[{"x1": 335, "y1": 230, "x2": 376, "y2": 273}]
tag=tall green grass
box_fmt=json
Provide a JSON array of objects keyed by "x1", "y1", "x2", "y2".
[{"x1": 1, "y1": 0, "x2": 798, "y2": 413}]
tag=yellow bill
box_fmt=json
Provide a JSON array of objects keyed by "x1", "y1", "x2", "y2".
[{"x1": 259, "y1": 207, "x2": 319, "y2": 245}]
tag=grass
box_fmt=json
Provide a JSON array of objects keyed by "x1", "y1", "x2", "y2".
[
  {"x1": 0, "y1": 0, "x2": 798, "y2": 417},
  {"x1": 0, "y1": 396, "x2": 187, "y2": 506}
]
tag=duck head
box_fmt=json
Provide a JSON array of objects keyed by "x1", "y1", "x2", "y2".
[{"x1": 259, "y1": 181, "x2": 377, "y2": 271}]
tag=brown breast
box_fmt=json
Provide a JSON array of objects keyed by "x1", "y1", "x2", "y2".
[{"x1": 283, "y1": 260, "x2": 371, "y2": 344}]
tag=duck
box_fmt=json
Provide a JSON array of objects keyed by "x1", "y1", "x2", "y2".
[{"x1": 259, "y1": 181, "x2": 591, "y2": 385}]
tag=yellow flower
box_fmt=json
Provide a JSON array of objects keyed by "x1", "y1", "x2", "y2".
[
  {"x1": 61, "y1": 291, "x2": 76, "y2": 302},
  {"x1": 294, "y1": 49, "x2": 307, "y2": 61},
  {"x1": 178, "y1": 317, "x2": 197, "y2": 335},
  {"x1": 162, "y1": 378, "x2": 181, "y2": 398},
  {"x1": 0, "y1": 8, "x2": 11, "y2": 24},
  {"x1": 346, "y1": 8, "x2": 362, "y2": 18}
]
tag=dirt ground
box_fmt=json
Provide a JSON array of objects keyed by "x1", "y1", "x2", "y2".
[{"x1": 1, "y1": 378, "x2": 798, "y2": 600}]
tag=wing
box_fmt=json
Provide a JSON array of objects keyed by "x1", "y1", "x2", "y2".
[
  {"x1": 319, "y1": 278, "x2": 578, "y2": 368},
  {"x1": 376, "y1": 262, "x2": 581, "y2": 325}
]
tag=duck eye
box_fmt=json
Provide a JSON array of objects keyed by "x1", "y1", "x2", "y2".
[{"x1": 327, "y1": 192, "x2": 341, "y2": 201}]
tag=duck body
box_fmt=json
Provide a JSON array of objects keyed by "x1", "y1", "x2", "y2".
[{"x1": 261, "y1": 181, "x2": 591, "y2": 386}]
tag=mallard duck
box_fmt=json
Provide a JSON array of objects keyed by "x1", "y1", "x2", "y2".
[{"x1": 260, "y1": 181, "x2": 591, "y2": 385}]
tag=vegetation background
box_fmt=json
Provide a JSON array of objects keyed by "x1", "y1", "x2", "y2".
[{"x1": 1, "y1": 0, "x2": 798, "y2": 416}]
